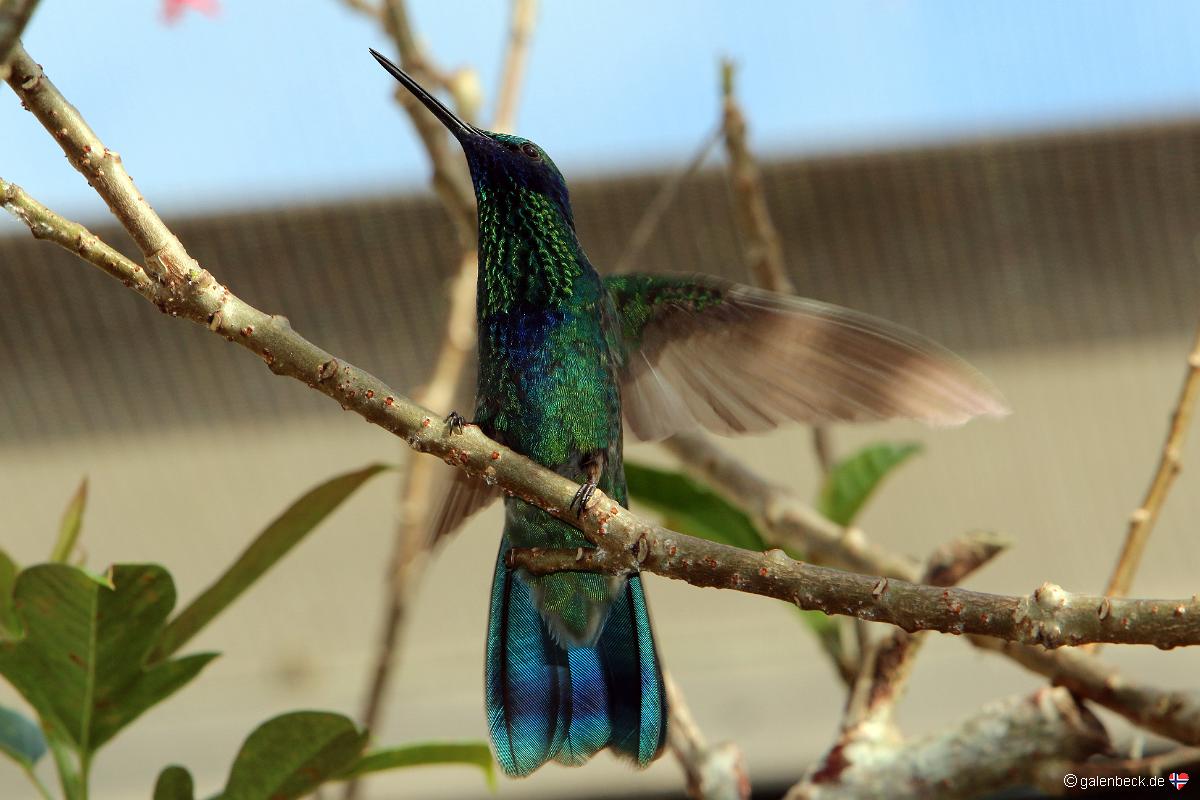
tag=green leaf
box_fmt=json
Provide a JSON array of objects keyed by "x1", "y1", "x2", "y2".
[
  {"x1": 218, "y1": 711, "x2": 367, "y2": 800},
  {"x1": 626, "y1": 463, "x2": 765, "y2": 551},
  {"x1": 0, "y1": 704, "x2": 46, "y2": 768},
  {"x1": 817, "y1": 443, "x2": 922, "y2": 526},
  {"x1": 153, "y1": 765, "x2": 195, "y2": 800},
  {"x1": 50, "y1": 479, "x2": 88, "y2": 564},
  {"x1": 0, "y1": 564, "x2": 217, "y2": 761},
  {"x1": 334, "y1": 741, "x2": 496, "y2": 790},
  {"x1": 153, "y1": 464, "x2": 390, "y2": 662},
  {"x1": 0, "y1": 550, "x2": 20, "y2": 639}
]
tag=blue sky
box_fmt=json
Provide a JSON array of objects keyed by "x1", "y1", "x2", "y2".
[{"x1": 3, "y1": 1, "x2": 1200, "y2": 224}]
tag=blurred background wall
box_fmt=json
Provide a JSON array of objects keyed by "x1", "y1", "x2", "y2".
[{"x1": 3, "y1": 2, "x2": 1200, "y2": 798}]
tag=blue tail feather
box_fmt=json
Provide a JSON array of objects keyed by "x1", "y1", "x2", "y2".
[
  {"x1": 598, "y1": 574, "x2": 667, "y2": 765},
  {"x1": 486, "y1": 536, "x2": 667, "y2": 777}
]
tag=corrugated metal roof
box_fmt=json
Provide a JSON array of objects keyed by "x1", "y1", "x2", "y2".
[{"x1": 4, "y1": 119, "x2": 1200, "y2": 444}]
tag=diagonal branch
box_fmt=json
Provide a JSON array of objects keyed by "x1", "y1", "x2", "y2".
[
  {"x1": 343, "y1": 8, "x2": 535, "y2": 800},
  {"x1": 785, "y1": 687, "x2": 1110, "y2": 800},
  {"x1": 1104, "y1": 319, "x2": 1200, "y2": 598},
  {"x1": 0, "y1": 0, "x2": 38, "y2": 78},
  {"x1": 660, "y1": 430, "x2": 1200, "y2": 745},
  {"x1": 6, "y1": 45, "x2": 203, "y2": 282},
  {"x1": 371, "y1": 0, "x2": 476, "y2": 244},
  {"x1": 6, "y1": 175, "x2": 1200, "y2": 649},
  {"x1": 843, "y1": 532, "x2": 1008, "y2": 731},
  {"x1": 970, "y1": 635, "x2": 1200, "y2": 745},
  {"x1": 490, "y1": 0, "x2": 537, "y2": 135},
  {"x1": 665, "y1": 672, "x2": 749, "y2": 800}
]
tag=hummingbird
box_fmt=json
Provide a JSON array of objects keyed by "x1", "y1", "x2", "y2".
[{"x1": 370, "y1": 48, "x2": 1008, "y2": 779}]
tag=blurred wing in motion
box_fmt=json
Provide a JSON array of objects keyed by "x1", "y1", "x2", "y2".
[
  {"x1": 431, "y1": 468, "x2": 501, "y2": 540},
  {"x1": 604, "y1": 273, "x2": 1009, "y2": 441}
]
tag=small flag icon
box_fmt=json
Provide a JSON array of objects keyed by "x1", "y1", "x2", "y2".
[{"x1": 1169, "y1": 772, "x2": 1189, "y2": 790}]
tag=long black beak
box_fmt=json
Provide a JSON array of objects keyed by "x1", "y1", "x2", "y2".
[{"x1": 369, "y1": 48, "x2": 480, "y2": 142}]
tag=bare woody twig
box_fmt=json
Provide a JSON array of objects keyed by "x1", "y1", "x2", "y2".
[
  {"x1": 346, "y1": 8, "x2": 534, "y2": 800},
  {"x1": 0, "y1": 0, "x2": 38, "y2": 78},
  {"x1": 719, "y1": 59, "x2": 793, "y2": 295},
  {"x1": 6, "y1": 45, "x2": 204, "y2": 283},
  {"x1": 664, "y1": 673, "x2": 750, "y2": 800},
  {"x1": 785, "y1": 688, "x2": 1110, "y2": 800},
  {"x1": 347, "y1": 1, "x2": 482, "y2": 780},
  {"x1": 661, "y1": 431, "x2": 1200, "y2": 745},
  {"x1": 664, "y1": 433, "x2": 920, "y2": 579},
  {"x1": 1104, "y1": 319, "x2": 1200, "y2": 598},
  {"x1": 491, "y1": 0, "x2": 537, "y2": 135},
  {"x1": 507, "y1": 533, "x2": 1199, "y2": 648},
  {"x1": 845, "y1": 533, "x2": 1008, "y2": 731},
  {"x1": 719, "y1": 57, "x2": 851, "y2": 687},
  {"x1": 364, "y1": 0, "x2": 477, "y2": 244},
  {"x1": 611, "y1": 125, "x2": 722, "y2": 275},
  {"x1": 970, "y1": 635, "x2": 1200, "y2": 745}
]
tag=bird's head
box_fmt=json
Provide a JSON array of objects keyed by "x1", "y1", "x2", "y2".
[{"x1": 370, "y1": 48, "x2": 574, "y2": 227}]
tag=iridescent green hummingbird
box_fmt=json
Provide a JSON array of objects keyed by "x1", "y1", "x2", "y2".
[{"x1": 370, "y1": 48, "x2": 1007, "y2": 779}]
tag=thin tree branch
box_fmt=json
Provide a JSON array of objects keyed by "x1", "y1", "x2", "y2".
[
  {"x1": 365, "y1": 0, "x2": 476, "y2": 244},
  {"x1": 663, "y1": 433, "x2": 921, "y2": 579},
  {"x1": 970, "y1": 635, "x2": 1200, "y2": 745},
  {"x1": 1104, "y1": 319, "x2": 1200, "y2": 598},
  {"x1": 660, "y1": 430, "x2": 1200, "y2": 745},
  {"x1": 718, "y1": 59, "x2": 851, "y2": 689},
  {"x1": 340, "y1": 0, "x2": 381, "y2": 20},
  {"x1": 847, "y1": 533, "x2": 1008, "y2": 730},
  {"x1": 719, "y1": 58, "x2": 793, "y2": 294},
  {"x1": 611, "y1": 124, "x2": 722, "y2": 275},
  {"x1": 0, "y1": 0, "x2": 38, "y2": 79},
  {"x1": 611, "y1": 65, "x2": 741, "y2": 799},
  {"x1": 7, "y1": 44, "x2": 204, "y2": 284},
  {"x1": 490, "y1": 0, "x2": 537, "y2": 135},
  {"x1": 508, "y1": 534, "x2": 1199, "y2": 647},
  {"x1": 810, "y1": 428, "x2": 834, "y2": 476},
  {"x1": 665, "y1": 672, "x2": 750, "y2": 800},
  {"x1": 345, "y1": 6, "x2": 535, "y2": 798},
  {"x1": 785, "y1": 688, "x2": 1110, "y2": 800}
]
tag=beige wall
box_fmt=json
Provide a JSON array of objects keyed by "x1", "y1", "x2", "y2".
[{"x1": 3, "y1": 334, "x2": 1198, "y2": 799}]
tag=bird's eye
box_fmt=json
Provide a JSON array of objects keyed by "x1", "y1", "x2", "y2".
[{"x1": 521, "y1": 143, "x2": 541, "y2": 160}]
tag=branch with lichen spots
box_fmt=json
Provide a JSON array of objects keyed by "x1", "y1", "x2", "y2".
[
  {"x1": 842, "y1": 532, "x2": 1008, "y2": 732},
  {"x1": 660, "y1": 430, "x2": 1200, "y2": 744},
  {"x1": 508, "y1": 534, "x2": 1200, "y2": 647},
  {"x1": 784, "y1": 688, "x2": 1110, "y2": 800},
  {"x1": 970, "y1": 635, "x2": 1200, "y2": 745}
]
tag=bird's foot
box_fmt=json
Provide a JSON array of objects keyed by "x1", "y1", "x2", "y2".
[
  {"x1": 570, "y1": 479, "x2": 598, "y2": 518},
  {"x1": 445, "y1": 410, "x2": 467, "y2": 435}
]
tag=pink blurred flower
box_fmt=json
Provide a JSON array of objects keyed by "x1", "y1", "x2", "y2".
[{"x1": 162, "y1": 0, "x2": 220, "y2": 24}]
